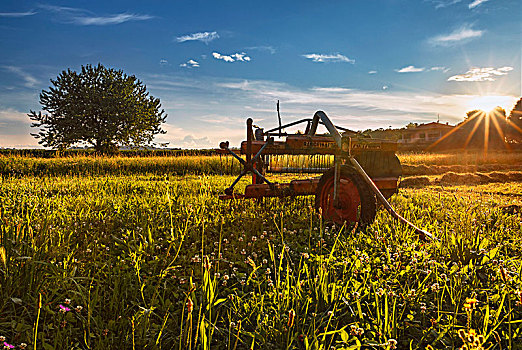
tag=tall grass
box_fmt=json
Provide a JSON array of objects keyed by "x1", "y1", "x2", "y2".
[
  {"x1": 1, "y1": 151, "x2": 521, "y2": 177},
  {"x1": 0, "y1": 173, "x2": 520, "y2": 348}
]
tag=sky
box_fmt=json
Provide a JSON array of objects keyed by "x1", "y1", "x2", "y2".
[{"x1": 0, "y1": 0, "x2": 520, "y2": 148}]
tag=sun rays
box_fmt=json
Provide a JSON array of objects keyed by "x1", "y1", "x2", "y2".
[{"x1": 428, "y1": 103, "x2": 512, "y2": 155}]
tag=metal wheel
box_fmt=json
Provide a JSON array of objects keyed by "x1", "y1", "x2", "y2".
[{"x1": 315, "y1": 165, "x2": 376, "y2": 225}]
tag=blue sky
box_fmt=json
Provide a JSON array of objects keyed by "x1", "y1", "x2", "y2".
[{"x1": 0, "y1": 0, "x2": 520, "y2": 148}]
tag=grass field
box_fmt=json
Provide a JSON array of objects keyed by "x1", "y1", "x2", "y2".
[{"x1": 0, "y1": 153, "x2": 521, "y2": 349}]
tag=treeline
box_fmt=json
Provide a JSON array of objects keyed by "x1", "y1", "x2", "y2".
[{"x1": 0, "y1": 148, "x2": 217, "y2": 158}]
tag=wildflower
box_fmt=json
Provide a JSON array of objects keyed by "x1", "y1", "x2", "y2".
[
  {"x1": 223, "y1": 274, "x2": 230, "y2": 280},
  {"x1": 464, "y1": 298, "x2": 478, "y2": 310},
  {"x1": 3, "y1": 342, "x2": 14, "y2": 349},
  {"x1": 420, "y1": 303, "x2": 427, "y2": 313},
  {"x1": 262, "y1": 259, "x2": 268, "y2": 264},
  {"x1": 377, "y1": 288, "x2": 385, "y2": 297},
  {"x1": 203, "y1": 256, "x2": 212, "y2": 270},
  {"x1": 59, "y1": 304, "x2": 71, "y2": 313},
  {"x1": 302, "y1": 253, "x2": 309, "y2": 259},
  {"x1": 19, "y1": 344, "x2": 27, "y2": 350},
  {"x1": 287, "y1": 309, "x2": 296, "y2": 327},
  {"x1": 350, "y1": 325, "x2": 357, "y2": 335},
  {"x1": 240, "y1": 249, "x2": 246, "y2": 255},
  {"x1": 440, "y1": 273, "x2": 448, "y2": 281},
  {"x1": 353, "y1": 292, "x2": 360, "y2": 299},
  {"x1": 102, "y1": 329, "x2": 109, "y2": 336},
  {"x1": 230, "y1": 321, "x2": 236, "y2": 328},
  {"x1": 75, "y1": 305, "x2": 83, "y2": 312},
  {"x1": 431, "y1": 282, "x2": 440, "y2": 292},
  {"x1": 387, "y1": 338, "x2": 398, "y2": 349},
  {"x1": 266, "y1": 268, "x2": 271, "y2": 275},
  {"x1": 0, "y1": 338, "x2": 4, "y2": 343},
  {"x1": 238, "y1": 237, "x2": 244, "y2": 242},
  {"x1": 240, "y1": 279, "x2": 245, "y2": 286},
  {"x1": 251, "y1": 236, "x2": 257, "y2": 242},
  {"x1": 64, "y1": 298, "x2": 71, "y2": 305},
  {"x1": 214, "y1": 272, "x2": 221, "y2": 278},
  {"x1": 186, "y1": 298, "x2": 194, "y2": 314},
  {"x1": 327, "y1": 310, "x2": 334, "y2": 317},
  {"x1": 357, "y1": 328, "x2": 364, "y2": 336},
  {"x1": 179, "y1": 278, "x2": 187, "y2": 284},
  {"x1": 86, "y1": 249, "x2": 92, "y2": 253}
]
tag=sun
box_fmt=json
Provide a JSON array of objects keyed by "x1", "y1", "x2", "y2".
[{"x1": 466, "y1": 95, "x2": 515, "y2": 113}]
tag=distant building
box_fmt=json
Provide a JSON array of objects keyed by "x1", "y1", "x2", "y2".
[{"x1": 398, "y1": 122, "x2": 454, "y2": 147}]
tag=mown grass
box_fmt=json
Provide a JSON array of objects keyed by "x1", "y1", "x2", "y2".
[
  {"x1": 398, "y1": 151, "x2": 522, "y2": 166},
  {"x1": 0, "y1": 173, "x2": 521, "y2": 349}
]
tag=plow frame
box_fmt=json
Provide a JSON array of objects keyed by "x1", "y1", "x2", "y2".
[{"x1": 218, "y1": 110, "x2": 437, "y2": 241}]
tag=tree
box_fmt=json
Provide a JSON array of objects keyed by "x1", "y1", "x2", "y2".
[
  {"x1": 507, "y1": 97, "x2": 522, "y2": 142},
  {"x1": 29, "y1": 64, "x2": 167, "y2": 153}
]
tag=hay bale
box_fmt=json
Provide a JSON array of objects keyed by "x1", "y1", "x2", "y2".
[
  {"x1": 400, "y1": 176, "x2": 431, "y2": 188},
  {"x1": 439, "y1": 172, "x2": 481, "y2": 185},
  {"x1": 487, "y1": 172, "x2": 510, "y2": 182},
  {"x1": 507, "y1": 171, "x2": 522, "y2": 182}
]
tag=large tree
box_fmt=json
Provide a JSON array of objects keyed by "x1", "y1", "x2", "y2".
[
  {"x1": 507, "y1": 97, "x2": 522, "y2": 142},
  {"x1": 29, "y1": 64, "x2": 167, "y2": 153}
]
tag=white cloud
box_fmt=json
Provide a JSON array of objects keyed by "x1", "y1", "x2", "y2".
[
  {"x1": 429, "y1": 24, "x2": 484, "y2": 46},
  {"x1": 245, "y1": 46, "x2": 276, "y2": 54},
  {"x1": 430, "y1": 66, "x2": 450, "y2": 72},
  {"x1": 2, "y1": 66, "x2": 39, "y2": 88},
  {"x1": 74, "y1": 13, "x2": 153, "y2": 25},
  {"x1": 176, "y1": 31, "x2": 219, "y2": 44},
  {"x1": 396, "y1": 65, "x2": 425, "y2": 73},
  {"x1": 159, "y1": 59, "x2": 168, "y2": 65},
  {"x1": 39, "y1": 5, "x2": 153, "y2": 25},
  {"x1": 448, "y1": 66, "x2": 513, "y2": 82},
  {"x1": 429, "y1": 0, "x2": 462, "y2": 9},
  {"x1": 212, "y1": 52, "x2": 251, "y2": 63},
  {"x1": 368, "y1": 70, "x2": 378, "y2": 74},
  {"x1": 302, "y1": 53, "x2": 355, "y2": 63},
  {"x1": 469, "y1": 0, "x2": 489, "y2": 8},
  {"x1": 180, "y1": 59, "x2": 200, "y2": 68},
  {"x1": 0, "y1": 11, "x2": 37, "y2": 17}
]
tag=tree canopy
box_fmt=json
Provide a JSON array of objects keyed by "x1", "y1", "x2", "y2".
[
  {"x1": 507, "y1": 97, "x2": 522, "y2": 142},
  {"x1": 29, "y1": 64, "x2": 167, "y2": 153}
]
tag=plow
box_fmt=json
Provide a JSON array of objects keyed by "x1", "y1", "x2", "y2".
[{"x1": 217, "y1": 109, "x2": 437, "y2": 242}]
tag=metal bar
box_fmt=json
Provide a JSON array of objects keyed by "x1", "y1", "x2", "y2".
[
  {"x1": 348, "y1": 156, "x2": 438, "y2": 242},
  {"x1": 315, "y1": 111, "x2": 342, "y2": 148},
  {"x1": 265, "y1": 118, "x2": 313, "y2": 133},
  {"x1": 225, "y1": 169, "x2": 247, "y2": 194},
  {"x1": 317, "y1": 121, "x2": 355, "y2": 133},
  {"x1": 333, "y1": 158, "x2": 341, "y2": 206}
]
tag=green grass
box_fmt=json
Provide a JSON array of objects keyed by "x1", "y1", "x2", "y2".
[
  {"x1": 0, "y1": 172, "x2": 521, "y2": 349},
  {"x1": 1, "y1": 150, "x2": 521, "y2": 177}
]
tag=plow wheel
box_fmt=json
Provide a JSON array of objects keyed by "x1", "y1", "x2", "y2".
[{"x1": 315, "y1": 165, "x2": 376, "y2": 226}]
